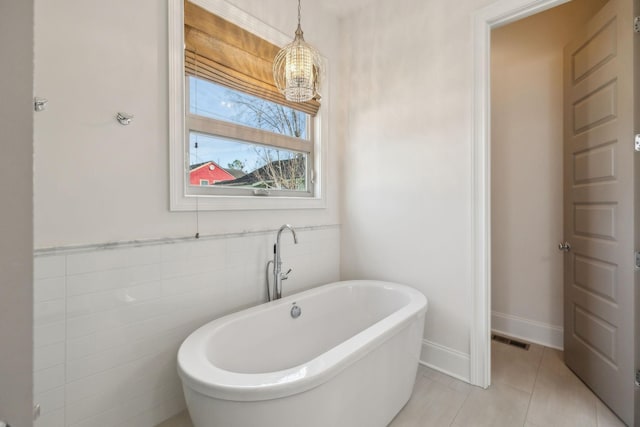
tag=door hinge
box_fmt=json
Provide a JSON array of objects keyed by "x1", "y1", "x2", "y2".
[
  {"x1": 635, "y1": 134, "x2": 640, "y2": 152},
  {"x1": 635, "y1": 17, "x2": 640, "y2": 33},
  {"x1": 635, "y1": 252, "x2": 640, "y2": 269},
  {"x1": 636, "y1": 370, "x2": 640, "y2": 388}
]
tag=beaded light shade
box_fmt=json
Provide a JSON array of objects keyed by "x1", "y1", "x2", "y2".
[{"x1": 273, "y1": 0, "x2": 321, "y2": 103}]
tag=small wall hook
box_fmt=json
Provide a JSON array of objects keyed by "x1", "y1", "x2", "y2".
[
  {"x1": 34, "y1": 97, "x2": 48, "y2": 112},
  {"x1": 116, "y1": 112, "x2": 134, "y2": 125}
]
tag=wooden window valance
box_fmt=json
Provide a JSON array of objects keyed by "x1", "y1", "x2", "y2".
[{"x1": 184, "y1": 1, "x2": 320, "y2": 116}]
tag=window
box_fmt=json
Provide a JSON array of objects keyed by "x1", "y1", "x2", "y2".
[
  {"x1": 168, "y1": 0, "x2": 327, "y2": 211},
  {"x1": 187, "y1": 77, "x2": 313, "y2": 196}
]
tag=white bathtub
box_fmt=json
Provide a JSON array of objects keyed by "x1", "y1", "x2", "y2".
[{"x1": 177, "y1": 280, "x2": 427, "y2": 427}]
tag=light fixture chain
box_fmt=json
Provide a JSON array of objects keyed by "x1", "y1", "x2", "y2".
[{"x1": 297, "y1": 0, "x2": 301, "y2": 27}]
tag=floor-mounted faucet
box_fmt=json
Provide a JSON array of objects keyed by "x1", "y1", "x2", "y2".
[{"x1": 267, "y1": 224, "x2": 298, "y2": 301}]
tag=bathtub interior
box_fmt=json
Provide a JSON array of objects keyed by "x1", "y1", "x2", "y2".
[{"x1": 205, "y1": 283, "x2": 412, "y2": 374}]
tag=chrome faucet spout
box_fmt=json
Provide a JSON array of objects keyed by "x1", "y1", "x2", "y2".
[
  {"x1": 278, "y1": 224, "x2": 298, "y2": 245},
  {"x1": 272, "y1": 224, "x2": 298, "y2": 300}
]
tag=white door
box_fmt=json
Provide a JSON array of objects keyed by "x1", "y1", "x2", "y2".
[{"x1": 562, "y1": 0, "x2": 636, "y2": 425}]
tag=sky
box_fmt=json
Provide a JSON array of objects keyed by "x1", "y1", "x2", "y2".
[{"x1": 188, "y1": 77, "x2": 308, "y2": 171}]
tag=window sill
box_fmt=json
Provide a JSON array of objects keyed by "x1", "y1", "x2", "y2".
[{"x1": 169, "y1": 194, "x2": 326, "y2": 211}]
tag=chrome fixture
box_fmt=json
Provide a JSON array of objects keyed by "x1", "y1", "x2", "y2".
[
  {"x1": 116, "y1": 112, "x2": 134, "y2": 125},
  {"x1": 34, "y1": 97, "x2": 48, "y2": 112},
  {"x1": 267, "y1": 224, "x2": 298, "y2": 301},
  {"x1": 272, "y1": 0, "x2": 322, "y2": 102},
  {"x1": 558, "y1": 241, "x2": 571, "y2": 252},
  {"x1": 290, "y1": 302, "x2": 302, "y2": 319}
]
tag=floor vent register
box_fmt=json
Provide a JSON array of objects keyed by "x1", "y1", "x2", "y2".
[{"x1": 491, "y1": 334, "x2": 530, "y2": 350}]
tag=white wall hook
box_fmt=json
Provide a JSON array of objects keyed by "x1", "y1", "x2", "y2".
[
  {"x1": 34, "y1": 97, "x2": 48, "y2": 112},
  {"x1": 116, "y1": 112, "x2": 134, "y2": 125}
]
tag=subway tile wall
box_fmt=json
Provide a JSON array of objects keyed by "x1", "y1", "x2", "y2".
[{"x1": 33, "y1": 226, "x2": 340, "y2": 427}]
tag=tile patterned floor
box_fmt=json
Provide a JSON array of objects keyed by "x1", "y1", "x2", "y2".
[{"x1": 157, "y1": 341, "x2": 627, "y2": 427}]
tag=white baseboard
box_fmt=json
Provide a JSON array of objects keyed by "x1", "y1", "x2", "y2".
[
  {"x1": 420, "y1": 339, "x2": 470, "y2": 383},
  {"x1": 491, "y1": 311, "x2": 563, "y2": 350}
]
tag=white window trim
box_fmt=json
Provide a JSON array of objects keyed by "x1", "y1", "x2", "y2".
[
  {"x1": 186, "y1": 84, "x2": 315, "y2": 198},
  {"x1": 168, "y1": 0, "x2": 328, "y2": 211}
]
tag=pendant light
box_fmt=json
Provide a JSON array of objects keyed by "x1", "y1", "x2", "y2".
[{"x1": 273, "y1": 0, "x2": 321, "y2": 103}]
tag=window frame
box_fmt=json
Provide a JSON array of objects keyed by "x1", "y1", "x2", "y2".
[
  {"x1": 168, "y1": 0, "x2": 327, "y2": 211},
  {"x1": 185, "y1": 77, "x2": 315, "y2": 198}
]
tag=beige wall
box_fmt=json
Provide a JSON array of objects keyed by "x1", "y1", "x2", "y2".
[
  {"x1": 491, "y1": 0, "x2": 607, "y2": 347},
  {"x1": 0, "y1": 1, "x2": 34, "y2": 425},
  {"x1": 33, "y1": 0, "x2": 341, "y2": 249}
]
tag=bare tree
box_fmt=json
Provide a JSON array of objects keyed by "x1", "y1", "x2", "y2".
[
  {"x1": 230, "y1": 94, "x2": 305, "y2": 138},
  {"x1": 228, "y1": 93, "x2": 307, "y2": 190},
  {"x1": 250, "y1": 149, "x2": 305, "y2": 190}
]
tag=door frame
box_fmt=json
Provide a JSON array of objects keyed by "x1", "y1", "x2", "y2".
[{"x1": 469, "y1": 0, "x2": 570, "y2": 388}]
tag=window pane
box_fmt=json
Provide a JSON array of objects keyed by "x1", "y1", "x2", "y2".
[
  {"x1": 189, "y1": 132, "x2": 308, "y2": 191},
  {"x1": 189, "y1": 77, "x2": 309, "y2": 140}
]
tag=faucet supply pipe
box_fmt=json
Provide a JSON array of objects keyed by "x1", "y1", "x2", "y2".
[{"x1": 273, "y1": 224, "x2": 298, "y2": 300}]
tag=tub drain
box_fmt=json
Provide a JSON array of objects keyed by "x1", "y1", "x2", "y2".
[{"x1": 290, "y1": 303, "x2": 301, "y2": 319}]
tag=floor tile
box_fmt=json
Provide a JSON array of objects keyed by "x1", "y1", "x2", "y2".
[
  {"x1": 447, "y1": 377, "x2": 475, "y2": 397},
  {"x1": 156, "y1": 346, "x2": 624, "y2": 427},
  {"x1": 422, "y1": 366, "x2": 457, "y2": 387},
  {"x1": 596, "y1": 399, "x2": 626, "y2": 427},
  {"x1": 416, "y1": 364, "x2": 430, "y2": 377},
  {"x1": 421, "y1": 365, "x2": 475, "y2": 397},
  {"x1": 388, "y1": 375, "x2": 468, "y2": 427},
  {"x1": 525, "y1": 348, "x2": 597, "y2": 427},
  {"x1": 388, "y1": 374, "x2": 433, "y2": 427},
  {"x1": 155, "y1": 410, "x2": 192, "y2": 427},
  {"x1": 491, "y1": 339, "x2": 543, "y2": 394},
  {"x1": 451, "y1": 382, "x2": 530, "y2": 427}
]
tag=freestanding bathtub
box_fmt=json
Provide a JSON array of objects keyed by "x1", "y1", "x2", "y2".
[{"x1": 177, "y1": 280, "x2": 427, "y2": 427}]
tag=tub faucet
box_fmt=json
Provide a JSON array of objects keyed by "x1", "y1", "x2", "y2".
[{"x1": 272, "y1": 224, "x2": 298, "y2": 300}]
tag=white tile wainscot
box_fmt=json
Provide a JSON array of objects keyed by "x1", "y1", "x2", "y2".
[{"x1": 33, "y1": 225, "x2": 340, "y2": 427}]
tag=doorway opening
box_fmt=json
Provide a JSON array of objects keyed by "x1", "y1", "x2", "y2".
[
  {"x1": 490, "y1": 0, "x2": 607, "y2": 355},
  {"x1": 477, "y1": 0, "x2": 635, "y2": 424},
  {"x1": 470, "y1": 0, "x2": 608, "y2": 387}
]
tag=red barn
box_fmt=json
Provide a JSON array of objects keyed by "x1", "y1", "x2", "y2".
[{"x1": 189, "y1": 161, "x2": 236, "y2": 186}]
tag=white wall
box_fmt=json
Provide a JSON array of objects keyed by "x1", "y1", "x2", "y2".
[
  {"x1": 34, "y1": 0, "x2": 341, "y2": 249},
  {"x1": 0, "y1": 1, "x2": 34, "y2": 426},
  {"x1": 490, "y1": 0, "x2": 607, "y2": 349},
  {"x1": 340, "y1": 0, "x2": 497, "y2": 379},
  {"x1": 339, "y1": 0, "x2": 613, "y2": 379},
  {"x1": 33, "y1": 227, "x2": 339, "y2": 427},
  {"x1": 30, "y1": 0, "x2": 619, "y2": 423},
  {"x1": 33, "y1": 0, "x2": 342, "y2": 425}
]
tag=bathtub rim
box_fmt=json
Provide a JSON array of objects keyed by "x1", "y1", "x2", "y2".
[{"x1": 177, "y1": 280, "x2": 427, "y2": 402}]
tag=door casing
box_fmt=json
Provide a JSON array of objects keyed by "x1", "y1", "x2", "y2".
[
  {"x1": 470, "y1": 0, "x2": 572, "y2": 388},
  {"x1": 474, "y1": 6, "x2": 638, "y2": 423}
]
